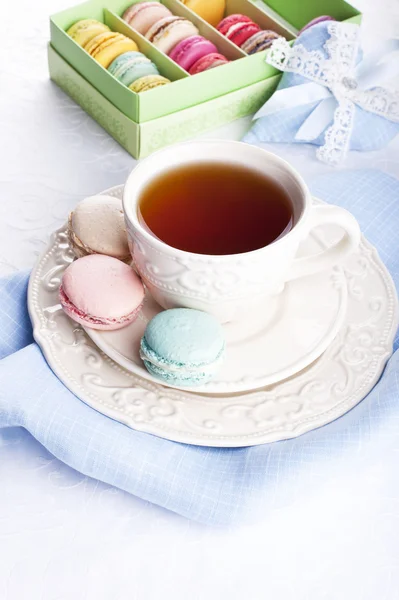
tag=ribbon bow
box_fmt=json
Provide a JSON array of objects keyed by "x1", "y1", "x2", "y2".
[{"x1": 255, "y1": 22, "x2": 399, "y2": 165}]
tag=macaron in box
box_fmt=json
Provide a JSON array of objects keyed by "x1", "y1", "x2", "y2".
[
  {"x1": 188, "y1": 52, "x2": 229, "y2": 74},
  {"x1": 180, "y1": 0, "x2": 226, "y2": 28},
  {"x1": 218, "y1": 14, "x2": 261, "y2": 47},
  {"x1": 123, "y1": 1, "x2": 172, "y2": 33},
  {"x1": 108, "y1": 50, "x2": 170, "y2": 90},
  {"x1": 145, "y1": 15, "x2": 199, "y2": 53},
  {"x1": 67, "y1": 18, "x2": 110, "y2": 46},
  {"x1": 169, "y1": 35, "x2": 218, "y2": 71},
  {"x1": 108, "y1": 51, "x2": 160, "y2": 86}
]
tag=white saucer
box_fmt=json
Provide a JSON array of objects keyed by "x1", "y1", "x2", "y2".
[
  {"x1": 28, "y1": 187, "x2": 398, "y2": 447},
  {"x1": 82, "y1": 186, "x2": 347, "y2": 394},
  {"x1": 86, "y1": 252, "x2": 347, "y2": 394}
]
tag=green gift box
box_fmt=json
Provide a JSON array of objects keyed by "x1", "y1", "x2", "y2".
[{"x1": 49, "y1": 0, "x2": 360, "y2": 158}]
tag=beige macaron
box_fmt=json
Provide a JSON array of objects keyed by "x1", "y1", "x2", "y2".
[
  {"x1": 68, "y1": 195, "x2": 130, "y2": 262},
  {"x1": 145, "y1": 16, "x2": 199, "y2": 55}
]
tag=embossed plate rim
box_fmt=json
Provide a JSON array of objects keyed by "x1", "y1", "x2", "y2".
[{"x1": 28, "y1": 187, "x2": 399, "y2": 447}]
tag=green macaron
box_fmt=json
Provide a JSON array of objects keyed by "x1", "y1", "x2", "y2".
[
  {"x1": 108, "y1": 51, "x2": 160, "y2": 87},
  {"x1": 140, "y1": 308, "x2": 225, "y2": 387}
]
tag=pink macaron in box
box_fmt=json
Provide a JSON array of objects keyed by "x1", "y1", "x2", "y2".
[{"x1": 168, "y1": 35, "x2": 219, "y2": 72}]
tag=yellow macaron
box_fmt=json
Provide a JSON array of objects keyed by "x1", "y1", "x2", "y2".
[
  {"x1": 84, "y1": 32, "x2": 138, "y2": 68},
  {"x1": 181, "y1": 0, "x2": 226, "y2": 28},
  {"x1": 67, "y1": 19, "x2": 110, "y2": 47},
  {"x1": 129, "y1": 74, "x2": 170, "y2": 93}
]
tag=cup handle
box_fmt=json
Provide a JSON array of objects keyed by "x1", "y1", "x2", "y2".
[{"x1": 287, "y1": 203, "x2": 361, "y2": 281}]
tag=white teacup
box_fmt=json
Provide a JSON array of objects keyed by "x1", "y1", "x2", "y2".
[{"x1": 123, "y1": 141, "x2": 360, "y2": 322}]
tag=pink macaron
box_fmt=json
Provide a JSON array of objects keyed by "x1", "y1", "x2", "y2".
[
  {"x1": 59, "y1": 255, "x2": 145, "y2": 331},
  {"x1": 217, "y1": 14, "x2": 261, "y2": 48},
  {"x1": 122, "y1": 2, "x2": 172, "y2": 35},
  {"x1": 168, "y1": 35, "x2": 218, "y2": 71},
  {"x1": 189, "y1": 52, "x2": 229, "y2": 75},
  {"x1": 217, "y1": 14, "x2": 252, "y2": 36},
  {"x1": 227, "y1": 21, "x2": 261, "y2": 47}
]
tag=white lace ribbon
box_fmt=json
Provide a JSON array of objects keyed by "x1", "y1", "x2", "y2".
[{"x1": 255, "y1": 22, "x2": 399, "y2": 165}]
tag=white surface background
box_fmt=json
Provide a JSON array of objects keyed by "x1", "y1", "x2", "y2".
[{"x1": 1, "y1": 1, "x2": 399, "y2": 598}]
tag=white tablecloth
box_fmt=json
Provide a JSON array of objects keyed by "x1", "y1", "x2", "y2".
[{"x1": 2, "y1": 1, "x2": 399, "y2": 598}]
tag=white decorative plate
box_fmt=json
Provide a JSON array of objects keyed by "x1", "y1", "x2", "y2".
[{"x1": 28, "y1": 190, "x2": 398, "y2": 447}]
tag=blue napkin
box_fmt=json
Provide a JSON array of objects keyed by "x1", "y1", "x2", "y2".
[
  {"x1": 243, "y1": 23, "x2": 399, "y2": 152},
  {"x1": 0, "y1": 169, "x2": 398, "y2": 526}
]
